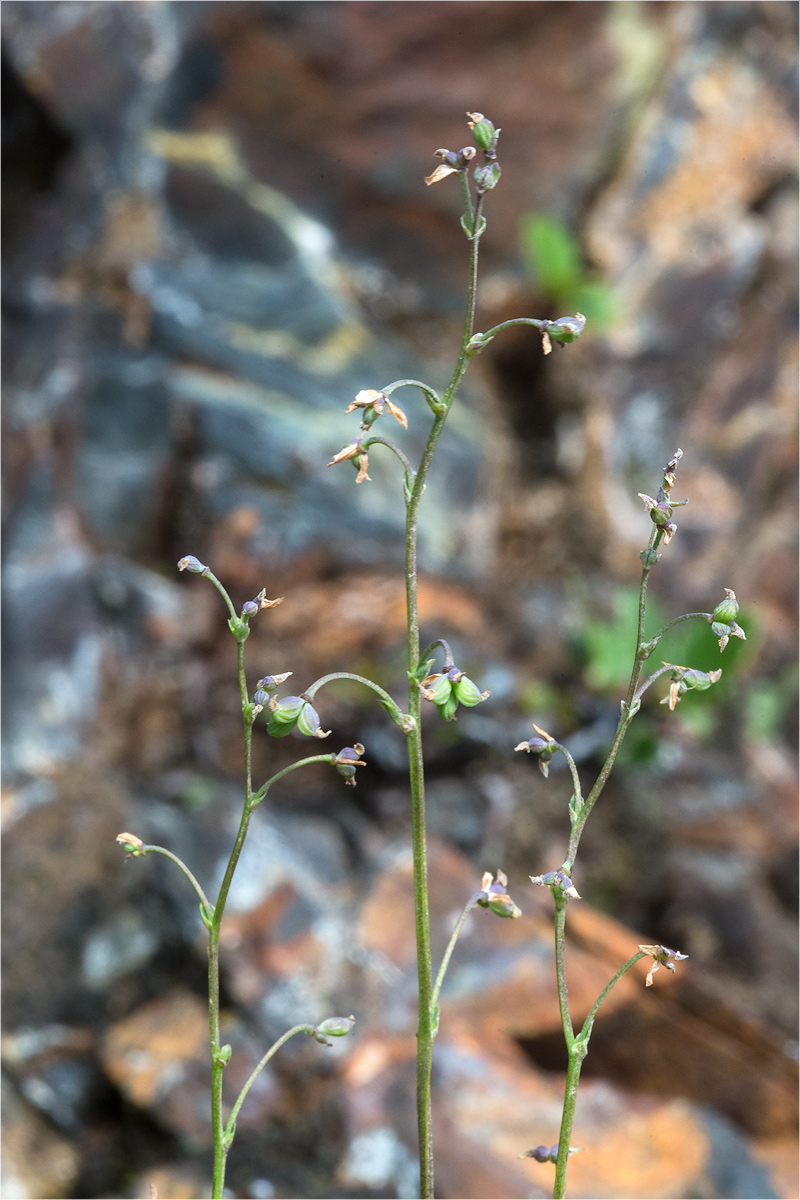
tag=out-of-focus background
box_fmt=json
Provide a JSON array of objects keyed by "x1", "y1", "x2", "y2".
[{"x1": 2, "y1": 3, "x2": 797, "y2": 1198}]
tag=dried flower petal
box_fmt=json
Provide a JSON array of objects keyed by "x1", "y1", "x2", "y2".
[{"x1": 425, "y1": 163, "x2": 459, "y2": 186}]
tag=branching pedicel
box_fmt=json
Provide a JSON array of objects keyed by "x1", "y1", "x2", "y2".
[{"x1": 116, "y1": 115, "x2": 741, "y2": 1200}]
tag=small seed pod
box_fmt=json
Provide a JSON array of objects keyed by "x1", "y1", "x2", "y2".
[
  {"x1": 177, "y1": 555, "x2": 207, "y2": 573},
  {"x1": 266, "y1": 695, "x2": 305, "y2": 736},
  {"x1": 316, "y1": 1015, "x2": 355, "y2": 1038},
  {"x1": 712, "y1": 588, "x2": 739, "y2": 625},
  {"x1": 454, "y1": 675, "x2": 490, "y2": 707},
  {"x1": 469, "y1": 115, "x2": 496, "y2": 150}
]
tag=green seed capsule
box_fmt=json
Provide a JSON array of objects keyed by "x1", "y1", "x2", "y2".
[{"x1": 454, "y1": 676, "x2": 485, "y2": 707}]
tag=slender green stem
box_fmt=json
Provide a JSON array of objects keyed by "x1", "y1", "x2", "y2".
[
  {"x1": 251, "y1": 754, "x2": 337, "y2": 807},
  {"x1": 404, "y1": 194, "x2": 485, "y2": 1199},
  {"x1": 563, "y1": 529, "x2": 660, "y2": 869},
  {"x1": 552, "y1": 1050, "x2": 583, "y2": 1200},
  {"x1": 210, "y1": 637, "x2": 254, "y2": 1198},
  {"x1": 553, "y1": 895, "x2": 574, "y2": 1047},
  {"x1": 633, "y1": 664, "x2": 675, "y2": 704},
  {"x1": 382, "y1": 378, "x2": 442, "y2": 410},
  {"x1": 419, "y1": 638, "x2": 455, "y2": 670},
  {"x1": 649, "y1": 611, "x2": 711, "y2": 645},
  {"x1": 303, "y1": 671, "x2": 398, "y2": 710},
  {"x1": 552, "y1": 951, "x2": 645, "y2": 1199},
  {"x1": 479, "y1": 316, "x2": 545, "y2": 338},
  {"x1": 578, "y1": 952, "x2": 646, "y2": 1041},
  {"x1": 137, "y1": 845, "x2": 211, "y2": 911},
  {"x1": 225, "y1": 1025, "x2": 313, "y2": 1141},
  {"x1": 551, "y1": 744, "x2": 583, "y2": 819},
  {"x1": 203, "y1": 569, "x2": 240, "y2": 624},
  {"x1": 430, "y1": 894, "x2": 480, "y2": 1018},
  {"x1": 363, "y1": 435, "x2": 415, "y2": 476}
]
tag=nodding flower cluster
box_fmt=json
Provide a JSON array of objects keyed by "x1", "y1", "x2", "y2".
[{"x1": 425, "y1": 111, "x2": 501, "y2": 192}]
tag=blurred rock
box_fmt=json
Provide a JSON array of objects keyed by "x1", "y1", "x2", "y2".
[
  {"x1": 101, "y1": 989, "x2": 284, "y2": 1143},
  {"x1": 1, "y1": 1075, "x2": 79, "y2": 1199}
]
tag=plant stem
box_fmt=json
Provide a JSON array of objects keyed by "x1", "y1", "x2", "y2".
[
  {"x1": 225, "y1": 1025, "x2": 313, "y2": 1142},
  {"x1": 430, "y1": 894, "x2": 480, "y2": 1018},
  {"x1": 251, "y1": 754, "x2": 337, "y2": 807},
  {"x1": 553, "y1": 894, "x2": 574, "y2": 1047},
  {"x1": 649, "y1": 611, "x2": 711, "y2": 644},
  {"x1": 303, "y1": 671, "x2": 398, "y2": 710},
  {"x1": 563, "y1": 530, "x2": 660, "y2": 870},
  {"x1": 210, "y1": 636, "x2": 254, "y2": 1198},
  {"x1": 363, "y1": 435, "x2": 415, "y2": 476},
  {"x1": 578, "y1": 952, "x2": 646, "y2": 1040},
  {"x1": 404, "y1": 194, "x2": 485, "y2": 1198},
  {"x1": 553, "y1": 1048, "x2": 583, "y2": 1200},
  {"x1": 137, "y1": 845, "x2": 212, "y2": 911}
]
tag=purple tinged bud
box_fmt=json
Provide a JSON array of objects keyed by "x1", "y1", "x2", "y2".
[
  {"x1": 177, "y1": 555, "x2": 207, "y2": 573},
  {"x1": 532, "y1": 1146, "x2": 551, "y2": 1163},
  {"x1": 473, "y1": 160, "x2": 502, "y2": 191},
  {"x1": 545, "y1": 314, "x2": 586, "y2": 344},
  {"x1": 241, "y1": 601, "x2": 259, "y2": 616},
  {"x1": 446, "y1": 666, "x2": 463, "y2": 682},
  {"x1": 253, "y1": 690, "x2": 269, "y2": 707}
]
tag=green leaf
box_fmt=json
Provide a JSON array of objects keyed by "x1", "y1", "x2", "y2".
[{"x1": 521, "y1": 213, "x2": 582, "y2": 296}]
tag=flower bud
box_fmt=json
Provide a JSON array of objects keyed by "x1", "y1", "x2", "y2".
[
  {"x1": 116, "y1": 832, "x2": 145, "y2": 855},
  {"x1": 514, "y1": 731, "x2": 555, "y2": 777},
  {"x1": 477, "y1": 869, "x2": 522, "y2": 918},
  {"x1": 257, "y1": 672, "x2": 292, "y2": 693},
  {"x1": 473, "y1": 161, "x2": 501, "y2": 191},
  {"x1": 530, "y1": 1146, "x2": 552, "y2": 1163},
  {"x1": 316, "y1": 1015, "x2": 355, "y2": 1038},
  {"x1": 241, "y1": 600, "x2": 259, "y2": 616},
  {"x1": 465, "y1": 331, "x2": 496, "y2": 356},
  {"x1": 544, "y1": 314, "x2": 586, "y2": 345},
  {"x1": 177, "y1": 555, "x2": 207, "y2": 573},
  {"x1": 711, "y1": 588, "x2": 739, "y2": 624},
  {"x1": 253, "y1": 689, "x2": 269, "y2": 708},
  {"x1": 530, "y1": 870, "x2": 581, "y2": 900},
  {"x1": 334, "y1": 744, "x2": 365, "y2": 786}
]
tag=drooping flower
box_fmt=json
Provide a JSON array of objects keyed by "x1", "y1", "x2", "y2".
[
  {"x1": 638, "y1": 944, "x2": 688, "y2": 987},
  {"x1": 328, "y1": 440, "x2": 370, "y2": 484},
  {"x1": 333, "y1": 744, "x2": 366, "y2": 787},
  {"x1": 419, "y1": 664, "x2": 489, "y2": 722},
  {"x1": 530, "y1": 870, "x2": 581, "y2": 900},
  {"x1": 344, "y1": 389, "x2": 408, "y2": 430},
  {"x1": 515, "y1": 722, "x2": 556, "y2": 777},
  {"x1": 476, "y1": 869, "x2": 521, "y2": 918},
  {"x1": 267, "y1": 695, "x2": 331, "y2": 739}
]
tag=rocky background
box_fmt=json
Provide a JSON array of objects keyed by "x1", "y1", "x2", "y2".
[{"x1": 2, "y1": 3, "x2": 797, "y2": 1198}]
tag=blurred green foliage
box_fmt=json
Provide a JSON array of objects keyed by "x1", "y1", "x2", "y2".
[
  {"x1": 577, "y1": 585, "x2": 754, "y2": 699},
  {"x1": 520, "y1": 213, "x2": 616, "y2": 331}
]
